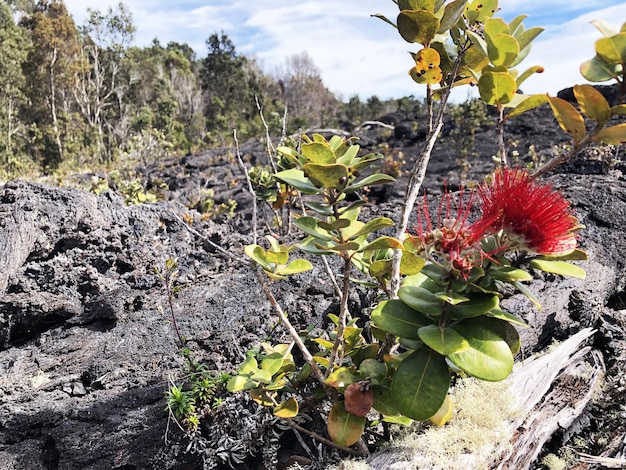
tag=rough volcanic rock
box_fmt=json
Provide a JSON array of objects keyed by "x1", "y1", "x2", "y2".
[{"x1": 0, "y1": 96, "x2": 625, "y2": 470}]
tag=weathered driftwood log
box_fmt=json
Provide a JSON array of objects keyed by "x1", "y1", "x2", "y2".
[{"x1": 365, "y1": 328, "x2": 604, "y2": 470}]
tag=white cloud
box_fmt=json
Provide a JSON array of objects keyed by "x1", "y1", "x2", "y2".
[{"x1": 63, "y1": 1, "x2": 626, "y2": 101}]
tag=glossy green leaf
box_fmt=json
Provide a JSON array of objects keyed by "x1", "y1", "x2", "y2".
[
  {"x1": 371, "y1": 299, "x2": 431, "y2": 340},
  {"x1": 278, "y1": 259, "x2": 313, "y2": 276},
  {"x1": 595, "y1": 33, "x2": 626, "y2": 65},
  {"x1": 467, "y1": 30, "x2": 489, "y2": 59},
  {"x1": 226, "y1": 375, "x2": 258, "y2": 392},
  {"x1": 325, "y1": 367, "x2": 360, "y2": 390},
  {"x1": 400, "y1": 252, "x2": 426, "y2": 275},
  {"x1": 273, "y1": 397, "x2": 299, "y2": 418},
  {"x1": 465, "y1": 0, "x2": 498, "y2": 23},
  {"x1": 327, "y1": 401, "x2": 366, "y2": 446},
  {"x1": 372, "y1": 385, "x2": 399, "y2": 416},
  {"x1": 505, "y1": 93, "x2": 549, "y2": 120},
  {"x1": 301, "y1": 141, "x2": 336, "y2": 164},
  {"x1": 293, "y1": 216, "x2": 333, "y2": 241},
  {"x1": 490, "y1": 266, "x2": 532, "y2": 282},
  {"x1": 327, "y1": 241, "x2": 361, "y2": 252},
  {"x1": 530, "y1": 259, "x2": 586, "y2": 279},
  {"x1": 547, "y1": 96, "x2": 586, "y2": 143},
  {"x1": 593, "y1": 123, "x2": 626, "y2": 145},
  {"x1": 275, "y1": 168, "x2": 319, "y2": 194},
  {"x1": 448, "y1": 323, "x2": 514, "y2": 381},
  {"x1": 358, "y1": 358, "x2": 388, "y2": 384},
  {"x1": 418, "y1": 325, "x2": 469, "y2": 355},
  {"x1": 359, "y1": 236, "x2": 403, "y2": 253},
  {"x1": 391, "y1": 348, "x2": 450, "y2": 420},
  {"x1": 580, "y1": 55, "x2": 621, "y2": 82},
  {"x1": 435, "y1": 292, "x2": 469, "y2": 305},
  {"x1": 516, "y1": 65, "x2": 544, "y2": 89},
  {"x1": 344, "y1": 173, "x2": 395, "y2": 193},
  {"x1": 398, "y1": 285, "x2": 444, "y2": 316},
  {"x1": 513, "y1": 280, "x2": 542, "y2": 309},
  {"x1": 245, "y1": 245, "x2": 271, "y2": 271},
  {"x1": 487, "y1": 308, "x2": 529, "y2": 327},
  {"x1": 304, "y1": 163, "x2": 349, "y2": 190},
  {"x1": 264, "y1": 250, "x2": 289, "y2": 265},
  {"x1": 276, "y1": 146, "x2": 305, "y2": 166},
  {"x1": 318, "y1": 218, "x2": 351, "y2": 231},
  {"x1": 478, "y1": 71, "x2": 517, "y2": 105},
  {"x1": 438, "y1": 0, "x2": 466, "y2": 33},
  {"x1": 448, "y1": 293, "x2": 499, "y2": 319},
  {"x1": 484, "y1": 17, "x2": 509, "y2": 38},
  {"x1": 515, "y1": 26, "x2": 544, "y2": 51},
  {"x1": 574, "y1": 84, "x2": 611, "y2": 125},
  {"x1": 508, "y1": 14, "x2": 528, "y2": 36},
  {"x1": 397, "y1": 9, "x2": 440, "y2": 45},
  {"x1": 349, "y1": 217, "x2": 395, "y2": 240}
]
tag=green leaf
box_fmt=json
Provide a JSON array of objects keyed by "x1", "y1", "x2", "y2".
[
  {"x1": 514, "y1": 26, "x2": 544, "y2": 51},
  {"x1": 489, "y1": 266, "x2": 532, "y2": 282},
  {"x1": 505, "y1": 93, "x2": 549, "y2": 120},
  {"x1": 344, "y1": 173, "x2": 396, "y2": 193},
  {"x1": 400, "y1": 252, "x2": 426, "y2": 276},
  {"x1": 391, "y1": 348, "x2": 450, "y2": 420},
  {"x1": 358, "y1": 358, "x2": 388, "y2": 384},
  {"x1": 435, "y1": 292, "x2": 469, "y2": 305},
  {"x1": 484, "y1": 17, "x2": 509, "y2": 38},
  {"x1": 245, "y1": 245, "x2": 271, "y2": 271},
  {"x1": 264, "y1": 250, "x2": 289, "y2": 265},
  {"x1": 547, "y1": 95, "x2": 586, "y2": 143},
  {"x1": 250, "y1": 369, "x2": 273, "y2": 384},
  {"x1": 275, "y1": 168, "x2": 319, "y2": 194},
  {"x1": 371, "y1": 299, "x2": 431, "y2": 340},
  {"x1": 418, "y1": 325, "x2": 469, "y2": 355},
  {"x1": 448, "y1": 293, "x2": 499, "y2": 319},
  {"x1": 508, "y1": 14, "x2": 528, "y2": 36},
  {"x1": 593, "y1": 123, "x2": 626, "y2": 145},
  {"x1": 467, "y1": 30, "x2": 489, "y2": 59},
  {"x1": 273, "y1": 397, "x2": 299, "y2": 418},
  {"x1": 301, "y1": 141, "x2": 336, "y2": 164},
  {"x1": 478, "y1": 71, "x2": 517, "y2": 106},
  {"x1": 487, "y1": 31, "x2": 520, "y2": 68},
  {"x1": 574, "y1": 84, "x2": 611, "y2": 125},
  {"x1": 537, "y1": 248, "x2": 588, "y2": 261},
  {"x1": 448, "y1": 323, "x2": 514, "y2": 381},
  {"x1": 276, "y1": 146, "x2": 305, "y2": 166},
  {"x1": 595, "y1": 33, "x2": 626, "y2": 65},
  {"x1": 515, "y1": 65, "x2": 545, "y2": 90},
  {"x1": 359, "y1": 236, "x2": 403, "y2": 253},
  {"x1": 580, "y1": 55, "x2": 621, "y2": 82},
  {"x1": 372, "y1": 385, "x2": 400, "y2": 416},
  {"x1": 325, "y1": 367, "x2": 360, "y2": 390},
  {"x1": 277, "y1": 259, "x2": 313, "y2": 276},
  {"x1": 226, "y1": 375, "x2": 258, "y2": 392},
  {"x1": 398, "y1": 285, "x2": 444, "y2": 316},
  {"x1": 327, "y1": 401, "x2": 366, "y2": 446},
  {"x1": 397, "y1": 9, "x2": 440, "y2": 45},
  {"x1": 465, "y1": 0, "x2": 498, "y2": 23},
  {"x1": 438, "y1": 0, "x2": 467, "y2": 34},
  {"x1": 304, "y1": 163, "x2": 349, "y2": 190},
  {"x1": 487, "y1": 308, "x2": 529, "y2": 327},
  {"x1": 530, "y1": 259, "x2": 586, "y2": 279},
  {"x1": 349, "y1": 217, "x2": 395, "y2": 240},
  {"x1": 318, "y1": 218, "x2": 351, "y2": 231},
  {"x1": 293, "y1": 216, "x2": 333, "y2": 241},
  {"x1": 513, "y1": 280, "x2": 542, "y2": 309}
]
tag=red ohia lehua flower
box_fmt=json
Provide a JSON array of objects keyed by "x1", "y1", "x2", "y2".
[
  {"x1": 473, "y1": 168, "x2": 580, "y2": 255},
  {"x1": 413, "y1": 187, "x2": 488, "y2": 279}
]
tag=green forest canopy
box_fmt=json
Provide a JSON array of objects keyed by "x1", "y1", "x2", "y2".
[{"x1": 0, "y1": 0, "x2": 422, "y2": 177}]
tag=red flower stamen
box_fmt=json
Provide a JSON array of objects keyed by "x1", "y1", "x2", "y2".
[{"x1": 474, "y1": 168, "x2": 579, "y2": 255}]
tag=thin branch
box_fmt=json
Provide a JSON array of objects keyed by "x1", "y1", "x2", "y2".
[
  {"x1": 324, "y1": 257, "x2": 353, "y2": 378},
  {"x1": 531, "y1": 131, "x2": 596, "y2": 179},
  {"x1": 233, "y1": 129, "x2": 258, "y2": 245},
  {"x1": 169, "y1": 209, "x2": 237, "y2": 260},
  {"x1": 255, "y1": 95, "x2": 278, "y2": 173},
  {"x1": 389, "y1": 46, "x2": 466, "y2": 297},
  {"x1": 496, "y1": 105, "x2": 508, "y2": 167},
  {"x1": 253, "y1": 268, "x2": 326, "y2": 385},
  {"x1": 321, "y1": 255, "x2": 343, "y2": 300}
]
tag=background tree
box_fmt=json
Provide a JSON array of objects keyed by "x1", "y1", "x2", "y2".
[
  {"x1": 0, "y1": 1, "x2": 30, "y2": 171},
  {"x1": 20, "y1": 0, "x2": 81, "y2": 168},
  {"x1": 274, "y1": 52, "x2": 338, "y2": 131},
  {"x1": 74, "y1": 2, "x2": 135, "y2": 163}
]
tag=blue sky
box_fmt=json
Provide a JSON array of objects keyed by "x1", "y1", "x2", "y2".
[{"x1": 64, "y1": 0, "x2": 626, "y2": 102}]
